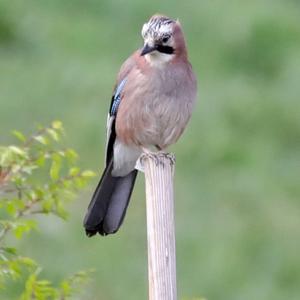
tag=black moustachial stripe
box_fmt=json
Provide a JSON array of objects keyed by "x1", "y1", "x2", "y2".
[{"x1": 156, "y1": 45, "x2": 174, "y2": 54}]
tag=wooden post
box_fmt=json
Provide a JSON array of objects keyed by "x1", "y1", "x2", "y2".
[{"x1": 141, "y1": 153, "x2": 177, "y2": 300}]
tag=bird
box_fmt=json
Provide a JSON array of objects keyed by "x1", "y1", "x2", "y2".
[{"x1": 83, "y1": 14, "x2": 197, "y2": 237}]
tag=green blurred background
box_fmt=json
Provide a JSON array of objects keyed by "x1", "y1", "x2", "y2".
[{"x1": 1, "y1": 0, "x2": 300, "y2": 299}]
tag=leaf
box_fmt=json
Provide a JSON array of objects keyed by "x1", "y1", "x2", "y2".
[
  {"x1": 12, "y1": 130, "x2": 26, "y2": 143},
  {"x1": 58, "y1": 150, "x2": 65, "y2": 157},
  {"x1": 20, "y1": 271, "x2": 59, "y2": 300},
  {"x1": 14, "y1": 226, "x2": 24, "y2": 239},
  {"x1": 8, "y1": 146, "x2": 27, "y2": 157},
  {"x1": 6, "y1": 201, "x2": 16, "y2": 217},
  {"x1": 12, "y1": 176, "x2": 25, "y2": 187},
  {"x1": 8, "y1": 260, "x2": 22, "y2": 279},
  {"x1": 59, "y1": 269, "x2": 93, "y2": 298},
  {"x1": 0, "y1": 147, "x2": 12, "y2": 165},
  {"x1": 56, "y1": 202, "x2": 68, "y2": 220},
  {"x1": 60, "y1": 280, "x2": 71, "y2": 296},
  {"x1": 34, "y1": 135, "x2": 49, "y2": 145},
  {"x1": 74, "y1": 177, "x2": 85, "y2": 189},
  {"x1": 69, "y1": 167, "x2": 80, "y2": 176},
  {"x1": 13, "y1": 220, "x2": 37, "y2": 239},
  {"x1": 35, "y1": 153, "x2": 46, "y2": 167},
  {"x1": 14, "y1": 198, "x2": 26, "y2": 210},
  {"x1": 62, "y1": 180, "x2": 71, "y2": 188},
  {"x1": 50, "y1": 153, "x2": 61, "y2": 180},
  {"x1": 18, "y1": 256, "x2": 36, "y2": 268},
  {"x1": 81, "y1": 170, "x2": 96, "y2": 178},
  {"x1": 34, "y1": 188, "x2": 45, "y2": 199},
  {"x1": 47, "y1": 128, "x2": 59, "y2": 141},
  {"x1": 52, "y1": 120, "x2": 63, "y2": 130},
  {"x1": 65, "y1": 148, "x2": 78, "y2": 163},
  {"x1": 2, "y1": 247, "x2": 17, "y2": 255},
  {"x1": 42, "y1": 199, "x2": 53, "y2": 213}
]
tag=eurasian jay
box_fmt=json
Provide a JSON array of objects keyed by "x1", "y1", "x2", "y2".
[{"x1": 84, "y1": 14, "x2": 197, "y2": 236}]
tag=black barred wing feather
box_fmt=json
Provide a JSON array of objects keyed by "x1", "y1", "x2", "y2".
[{"x1": 105, "y1": 78, "x2": 127, "y2": 165}]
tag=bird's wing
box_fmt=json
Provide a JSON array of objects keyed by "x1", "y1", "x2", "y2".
[
  {"x1": 104, "y1": 51, "x2": 139, "y2": 166},
  {"x1": 105, "y1": 78, "x2": 126, "y2": 165}
]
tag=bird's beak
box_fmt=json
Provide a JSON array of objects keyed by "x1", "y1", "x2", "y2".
[{"x1": 141, "y1": 44, "x2": 157, "y2": 56}]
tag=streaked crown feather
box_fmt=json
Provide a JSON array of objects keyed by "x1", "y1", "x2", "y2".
[{"x1": 141, "y1": 15, "x2": 175, "y2": 40}]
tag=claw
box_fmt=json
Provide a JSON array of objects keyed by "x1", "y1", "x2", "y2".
[{"x1": 140, "y1": 150, "x2": 175, "y2": 168}]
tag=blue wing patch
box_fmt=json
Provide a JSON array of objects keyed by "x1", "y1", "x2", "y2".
[{"x1": 110, "y1": 78, "x2": 127, "y2": 116}]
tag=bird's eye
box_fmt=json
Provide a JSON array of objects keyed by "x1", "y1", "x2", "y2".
[{"x1": 162, "y1": 36, "x2": 170, "y2": 43}]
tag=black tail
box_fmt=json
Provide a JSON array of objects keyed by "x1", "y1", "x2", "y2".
[{"x1": 83, "y1": 159, "x2": 138, "y2": 236}]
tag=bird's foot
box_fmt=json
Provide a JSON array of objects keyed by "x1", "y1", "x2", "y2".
[{"x1": 139, "y1": 148, "x2": 175, "y2": 168}]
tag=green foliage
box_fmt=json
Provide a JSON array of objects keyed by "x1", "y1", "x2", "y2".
[
  {"x1": 19, "y1": 268, "x2": 92, "y2": 300},
  {"x1": 0, "y1": 122, "x2": 95, "y2": 299}
]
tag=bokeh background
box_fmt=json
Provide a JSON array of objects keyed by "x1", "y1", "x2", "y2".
[{"x1": 1, "y1": 0, "x2": 300, "y2": 299}]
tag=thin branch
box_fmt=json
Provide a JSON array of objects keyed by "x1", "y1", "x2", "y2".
[{"x1": 23, "y1": 127, "x2": 48, "y2": 148}]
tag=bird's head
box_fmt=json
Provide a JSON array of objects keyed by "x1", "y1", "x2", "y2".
[{"x1": 141, "y1": 14, "x2": 187, "y2": 65}]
